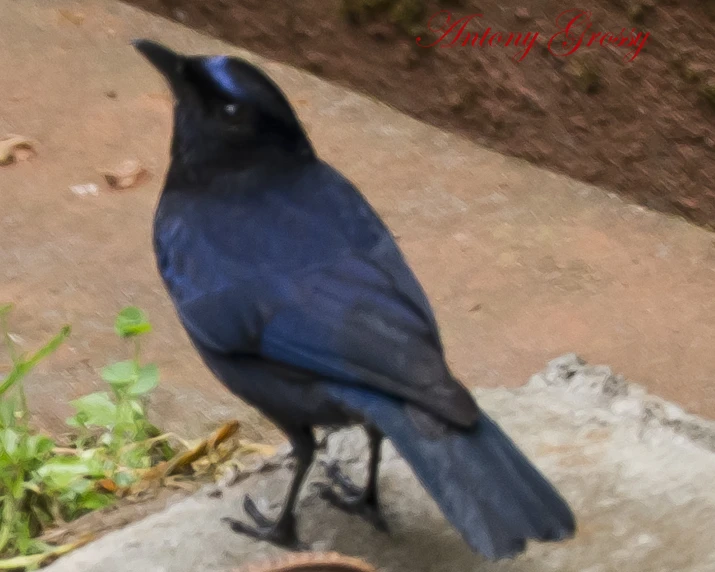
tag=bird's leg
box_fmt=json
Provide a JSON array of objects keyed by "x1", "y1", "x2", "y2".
[
  {"x1": 315, "y1": 426, "x2": 388, "y2": 532},
  {"x1": 222, "y1": 427, "x2": 315, "y2": 550}
]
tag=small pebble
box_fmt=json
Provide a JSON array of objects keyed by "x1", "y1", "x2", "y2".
[
  {"x1": 515, "y1": 7, "x2": 532, "y2": 21},
  {"x1": 70, "y1": 183, "x2": 99, "y2": 197}
]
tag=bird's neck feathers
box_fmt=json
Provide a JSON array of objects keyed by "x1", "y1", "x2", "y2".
[{"x1": 166, "y1": 109, "x2": 315, "y2": 187}]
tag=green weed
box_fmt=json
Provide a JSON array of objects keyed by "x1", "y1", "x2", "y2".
[{"x1": 0, "y1": 306, "x2": 172, "y2": 569}]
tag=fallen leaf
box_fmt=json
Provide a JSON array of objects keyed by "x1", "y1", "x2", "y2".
[
  {"x1": 132, "y1": 420, "x2": 241, "y2": 492},
  {"x1": 235, "y1": 441, "x2": 277, "y2": 458},
  {"x1": 236, "y1": 552, "x2": 377, "y2": 572},
  {"x1": 190, "y1": 439, "x2": 240, "y2": 477},
  {"x1": 215, "y1": 463, "x2": 244, "y2": 488},
  {"x1": 207, "y1": 420, "x2": 241, "y2": 449},
  {"x1": 96, "y1": 478, "x2": 118, "y2": 492},
  {"x1": 99, "y1": 159, "x2": 149, "y2": 190},
  {"x1": 0, "y1": 134, "x2": 37, "y2": 166},
  {"x1": 163, "y1": 476, "x2": 201, "y2": 492}
]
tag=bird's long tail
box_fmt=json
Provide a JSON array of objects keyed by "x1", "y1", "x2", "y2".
[{"x1": 324, "y1": 386, "x2": 576, "y2": 560}]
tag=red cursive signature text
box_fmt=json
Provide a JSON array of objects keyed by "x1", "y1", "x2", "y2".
[{"x1": 416, "y1": 10, "x2": 650, "y2": 62}]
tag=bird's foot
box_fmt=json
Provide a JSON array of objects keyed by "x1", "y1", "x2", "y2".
[
  {"x1": 314, "y1": 462, "x2": 389, "y2": 532},
  {"x1": 221, "y1": 495, "x2": 308, "y2": 551}
]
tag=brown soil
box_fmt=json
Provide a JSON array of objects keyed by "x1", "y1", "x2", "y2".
[{"x1": 122, "y1": 0, "x2": 715, "y2": 228}]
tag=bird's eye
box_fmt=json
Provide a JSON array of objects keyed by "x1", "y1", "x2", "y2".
[{"x1": 223, "y1": 103, "x2": 238, "y2": 116}]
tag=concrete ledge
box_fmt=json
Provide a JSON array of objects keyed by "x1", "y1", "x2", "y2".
[{"x1": 45, "y1": 356, "x2": 715, "y2": 572}]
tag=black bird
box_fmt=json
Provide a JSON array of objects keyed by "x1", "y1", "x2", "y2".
[{"x1": 133, "y1": 39, "x2": 576, "y2": 559}]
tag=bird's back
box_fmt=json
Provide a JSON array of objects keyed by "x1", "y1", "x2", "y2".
[{"x1": 154, "y1": 159, "x2": 386, "y2": 293}]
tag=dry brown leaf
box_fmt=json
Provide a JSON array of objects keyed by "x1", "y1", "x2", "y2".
[
  {"x1": 191, "y1": 439, "x2": 240, "y2": 476},
  {"x1": 0, "y1": 134, "x2": 37, "y2": 166},
  {"x1": 235, "y1": 552, "x2": 377, "y2": 572},
  {"x1": 172, "y1": 419, "x2": 241, "y2": 472},
  {"x1": 96, "y1": 478, "x2": 118, "y2": 493},
  {"x1": 235, "y1": 441, "x2": 277, "y2": 458},
  {"x1": 99, "y1": 159, "x2": 149, "y2": 190},
  {"x1": 163, "y1": 476, "x2": 201, "y2": 492},
  {"x1": 132, "y1": 420, "x2": 241, "y2": 492},
  {"x1": 207, "y1": 420, "x2": 241, "y2": 449}
]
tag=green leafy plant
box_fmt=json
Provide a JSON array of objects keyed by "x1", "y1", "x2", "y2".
[
  {"x1": 0, "y1": 303, "x2": 71, "y2": 564},
  {"x1": 0, "y1": 305, "x2": 172, "y2": 569},
  {"x1": 67, "y1": 306, "x2": 169, "y2": 484}
]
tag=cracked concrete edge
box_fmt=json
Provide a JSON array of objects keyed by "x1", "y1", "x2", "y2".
[
  {"x1": 224, "y1": 352, "x2": 715, "y2": 488},
  {"x1": 523, "y1": 353, "x2": 715, "y2": 453}
]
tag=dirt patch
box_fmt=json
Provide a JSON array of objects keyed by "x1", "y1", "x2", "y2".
[{"x1": 120, "y1": 0, "x2": 715, "y2": 228}]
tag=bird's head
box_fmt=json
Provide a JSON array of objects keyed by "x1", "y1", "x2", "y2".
[{"x1": 133, "y1": 39, "x2": 313, "y2": 173}]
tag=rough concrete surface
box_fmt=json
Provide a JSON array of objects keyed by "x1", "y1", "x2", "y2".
[
  {"x1": 1, "y1": 0, "x2": 715, "y2": 439},
  {"x1": 44, "y1": 356, "x2": 715, "y2": 572}
]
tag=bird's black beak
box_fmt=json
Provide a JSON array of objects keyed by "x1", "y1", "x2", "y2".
[{"x1": 132, "y1": 39, "x2": 185, "y2": 90}]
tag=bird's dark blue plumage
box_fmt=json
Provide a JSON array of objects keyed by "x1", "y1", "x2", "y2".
[
  {"x1": 202, "y1": 56, "x2": 248, "y2": 99},
  {"x1": 155, "y1": 159, "x2": 476, "y2": 426},
  {"x1": 134, "y1": 39, "x2": 576, "y2": 558}
]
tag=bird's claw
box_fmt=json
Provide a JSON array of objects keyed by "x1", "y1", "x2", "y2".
[
  {"x1": 324, "y1": 462, "x2": 365, "y2": 497},
  {"x1": 221, "y1": 495, "x2": 309, "y2": 551},
  {"x1": 314, "y1": 463, "x2": 389, "y2": 533}
]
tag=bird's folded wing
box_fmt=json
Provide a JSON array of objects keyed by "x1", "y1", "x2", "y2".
[{"x1": 258, "y1": 254, "x2": 478, "y2": 426}]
